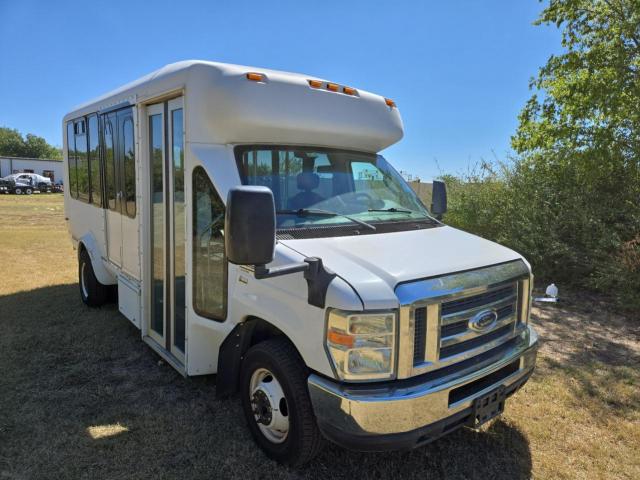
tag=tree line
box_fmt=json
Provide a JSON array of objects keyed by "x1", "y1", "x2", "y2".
[
  {"x1": 443, "y1": 0, "x2": 640, "y2": 311},
  {"x1": 0, "y1": 127, "x2": 62, "y2": 160}
]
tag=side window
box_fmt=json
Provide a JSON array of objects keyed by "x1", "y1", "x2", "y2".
[
  {"x1": 66, "y1": 121, "x2": 78, "y2": 198},
  {"x1": 75, "y1": 119, "x2": 89, "y2": 202},
  {"x1": 122, "y1": 116, "x2": 136, "y2": 217},
  {"x1": 103, "y1": 114, "x2": 117, "y2": 211},
  {"x1": 88, "y1": 114, "x2": 101, "y2": 207},
  {"x1": 192, "y1": 167, "x2": 227, "y2": 321}
]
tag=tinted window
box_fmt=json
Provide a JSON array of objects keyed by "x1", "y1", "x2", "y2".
[
  {"x1": 192, "y1": 167, "x2": 226, "y2": 321},
  {"x1": 88, "y1": 114, "x2": 101, "y2": 207},
  {"x1": 66, "y1": 122, "x2": 77, "y2": 198},
  {"x1": 172, "y1": 108, "x2": 186, "y2": 349},
  {"x1": 122, "y1": 116, "x2": 136, "y2": 217},
  {"x1": 75, "y1": 119, "x2": 89, "y2": 202},
  {"x1": 103, "y1": 114, "x2": 117, "y2": 211}
]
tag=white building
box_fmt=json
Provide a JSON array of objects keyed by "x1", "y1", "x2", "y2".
[{"x1": 0, "y1": 156, "x2": 65, "y2": 184}]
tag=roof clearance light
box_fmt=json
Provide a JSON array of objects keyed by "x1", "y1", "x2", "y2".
[
  {"x1": 343, "y1": 86, "x2": 357, "y2": 96},
  {"x1": 308, "y1": 79, "x2": 323, "y2": 88},
  {"x1": 385, "y1": 98, "x2": 397, "y2": 108},
  {"x1": 246, "y1": 72, "x2": 265, "y2": 82},
  {"x1": 326, "y1": 83, "x2": 339, "y2": 92}
]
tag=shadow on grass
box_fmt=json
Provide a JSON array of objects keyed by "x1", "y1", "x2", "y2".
[{"x1": 0, "y1": 284, "x2": 532, "y2": 480}]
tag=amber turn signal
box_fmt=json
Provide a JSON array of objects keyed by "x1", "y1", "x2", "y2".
[
  {"x1": 327, "y1": 329, "x2": 354, "y2": 348},
  {"x1": 246, "y1": 72, "x2": 265, "y2": 82}
]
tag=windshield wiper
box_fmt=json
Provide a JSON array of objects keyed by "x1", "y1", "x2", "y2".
[
  {"x1": 367, "y1": 207, "x2": 414, "y2": 214},
  {"x1": 276, "y1": 208, "x2": 376, "y2": 231}
]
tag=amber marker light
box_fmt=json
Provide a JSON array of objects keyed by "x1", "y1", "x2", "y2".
[
  {"x1": 308, "y1": 79, "x2": 323, "y2": 88},
  {"x1": 327, "y1": 329, "x2": 355, "y2": 348},
  {"x1": 343, "y1": 86, "x2": 357, "y2": 96},
  {"x1": 385, "y1": 98, "x2": 397, "y2": 108},
  {"x1": 246, "y1": 72, "x2": 265, "y2": 82},
  {"x1": 326, "y1": 82, "x2": 339, "y2": 92}
]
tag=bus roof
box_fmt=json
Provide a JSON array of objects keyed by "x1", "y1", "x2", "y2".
[{"x1": 64, "y1": 60, "x2": 404, "y2": 153}]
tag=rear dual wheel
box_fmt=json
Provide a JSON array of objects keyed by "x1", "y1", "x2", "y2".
[
  {"x1": 79, "y1": 249, "x2": 109, "y2": 307},
  {"x1": 240, "y1": 338, "x2": 323, "y2": 466}
]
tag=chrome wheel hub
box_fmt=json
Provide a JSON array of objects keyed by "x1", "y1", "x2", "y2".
[{"x1": 249, "y1": 368, "x2": 289, "y2": 443}]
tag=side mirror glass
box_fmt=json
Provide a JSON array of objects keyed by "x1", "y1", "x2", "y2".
[
  {"x1": 431, "y1": 180, "x2": 447, "y2": 219},
  {"x1": 225, "y1": 186, "x2": 276, "y2": 265}
]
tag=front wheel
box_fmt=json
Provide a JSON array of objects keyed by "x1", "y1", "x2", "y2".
[
  {"x1": 14, "y1": 188, "x2": 22, "y2": 195},
  {"x1": 240, "y1": 338, "x2": 323, "y2": 466}
]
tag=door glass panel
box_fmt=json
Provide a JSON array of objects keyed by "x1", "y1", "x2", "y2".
[
  {"x1": 103, "y1": 114, "x2": 117, "y2": 211},
  {"x1": 88, "y1": 115, "x2": 101, "y2": 207},
  {"x1": 75, "y1": 120, "x2": 89, "y2": 202},
  {"x1": 193, "y1": 167, "x2": 227, "y2": 320},
  {"x1": 66, "y1": 122, "x2": 78, "y2": 198},
  {"x1": 122, "y1": 116, "x2": 136, "y2": 217},
  {"x1": 172, "y1": 108, "x2": 186, "y2": 351},
  {"x1": 150, "y1": 114, "x2": 164, "y2": 336}
]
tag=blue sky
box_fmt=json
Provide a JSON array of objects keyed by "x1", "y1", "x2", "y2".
[{"x1": 0, "y1": 0, "x2": 560, "y2": 180}]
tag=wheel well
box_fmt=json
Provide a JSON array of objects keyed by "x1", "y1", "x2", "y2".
[{"x1": 216, "y1": 317, "x2": 303, "y2": 398}]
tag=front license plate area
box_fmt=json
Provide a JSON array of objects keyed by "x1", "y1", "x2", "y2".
[{"x1": 473, "y1": 386, "x2": 506, "y2": 427}]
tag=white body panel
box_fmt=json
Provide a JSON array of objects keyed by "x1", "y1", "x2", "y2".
[
  {"x1": 281, "y1": 226, "x2": 522, "y2": 310},
  {"x1": 63, "y1": 60, "x2": 526, "y2": 382}
]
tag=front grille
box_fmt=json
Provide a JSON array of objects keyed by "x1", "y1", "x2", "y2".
[
  {"x1": 441, "y1": 285, "x2": 515, "y2": 316},
  {"x1": 413, "y1": 307, "x2": 426, "y2": 364},
  {"x1": 440, "y1": 324, "x2": 513, "y2": 359},
  {"x1": 412, "y1": 281, "x2": 519, "y2": 367}
]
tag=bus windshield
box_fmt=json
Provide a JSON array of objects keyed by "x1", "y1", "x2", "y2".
[{"x1": 235, "y1": 146, "x2": 432, "y2": 229}]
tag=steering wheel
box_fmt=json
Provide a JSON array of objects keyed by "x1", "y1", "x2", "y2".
[{"x1": 353, "y1": 192, "x2": 373, "y2": 207}]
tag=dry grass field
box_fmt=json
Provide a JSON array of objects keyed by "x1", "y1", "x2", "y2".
[{"x1": 0, "y1": 194, "x2": 638, "y2": 480}]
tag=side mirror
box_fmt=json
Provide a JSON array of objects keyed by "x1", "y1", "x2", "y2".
[
  {"x1": 225, "y1": 186, "x2": 276, "y2": 265},
  {"x1": 431, "y1": 180, "x2": 447, "y2": 220}
]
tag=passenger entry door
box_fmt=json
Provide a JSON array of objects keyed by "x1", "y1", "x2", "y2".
[
  {"x1": 102, "y1": 107, "x2": 139, "y2": 278},
  {"x1": 147, "y1": 98, "x2": 186, "y2": 362},
  {"x1": 103, "y1": 111, "x2": 121, "y2": 267}
]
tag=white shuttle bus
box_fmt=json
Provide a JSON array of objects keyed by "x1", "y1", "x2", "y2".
[{"x1": 64, "y1": 61, "x2": 538, "y2": 465}]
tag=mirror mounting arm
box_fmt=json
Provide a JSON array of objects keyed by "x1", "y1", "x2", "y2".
[
  {"x1": 253, "y1": 257, "x2": 337, "y2": 309},
  {"x1": 254, "y1": 262, "x2": 308, "y2": 279}
]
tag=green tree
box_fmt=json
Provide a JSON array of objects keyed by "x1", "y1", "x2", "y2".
[
  {"x1": 443, "y1": 0, "x2": 640, "y2": 310},
  {"x1": 0, "y1": 127, "x2": 62, "y2": 159},
  {"x1": 510, "y1": 0, "x2": 640, "y2": 307},
  {"x1": 0, "y1": 127, "x2": 26, "y2": 157}
]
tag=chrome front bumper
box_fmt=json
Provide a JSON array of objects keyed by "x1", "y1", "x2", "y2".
[{"x1": 308, "y1": 325, "x2": 538, "y2": 451}]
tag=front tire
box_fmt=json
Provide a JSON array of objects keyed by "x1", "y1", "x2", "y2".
[
  {"x1": 240, "y1": 338, "x2": 323, "y2": 466},
  {"x1": 14, "y1": 188, "x2": 22, "y2": 195},
  {"x1": 79, "y1": 249, "x2": 108, "y2": 307}
]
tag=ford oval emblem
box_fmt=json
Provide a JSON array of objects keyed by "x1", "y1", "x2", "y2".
[{"x1": 469, "y1": 309, "x2": 498, "y2": 332}]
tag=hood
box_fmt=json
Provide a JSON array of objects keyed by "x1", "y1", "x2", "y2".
[{"x1": 280, "y1": 225, "x2": 523, "y2": 310}]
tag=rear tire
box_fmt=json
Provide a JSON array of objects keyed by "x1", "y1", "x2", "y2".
[
  {"x1": 25, "y1": 188, "x2": 33, "y2": 195},
  {"x1": 15, "y1": 188, "x2": 22, "y2": 195},
  {"x1": 240, "y1": 338, "x2": 323, "y2": 466},
  {"x1": 79, "y1": 248, "x2": 108, "y2": 307}
]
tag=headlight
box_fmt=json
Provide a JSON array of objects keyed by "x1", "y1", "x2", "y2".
[{"x1": 325, "y1": 309, "x2": 397, "y2": 381}]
